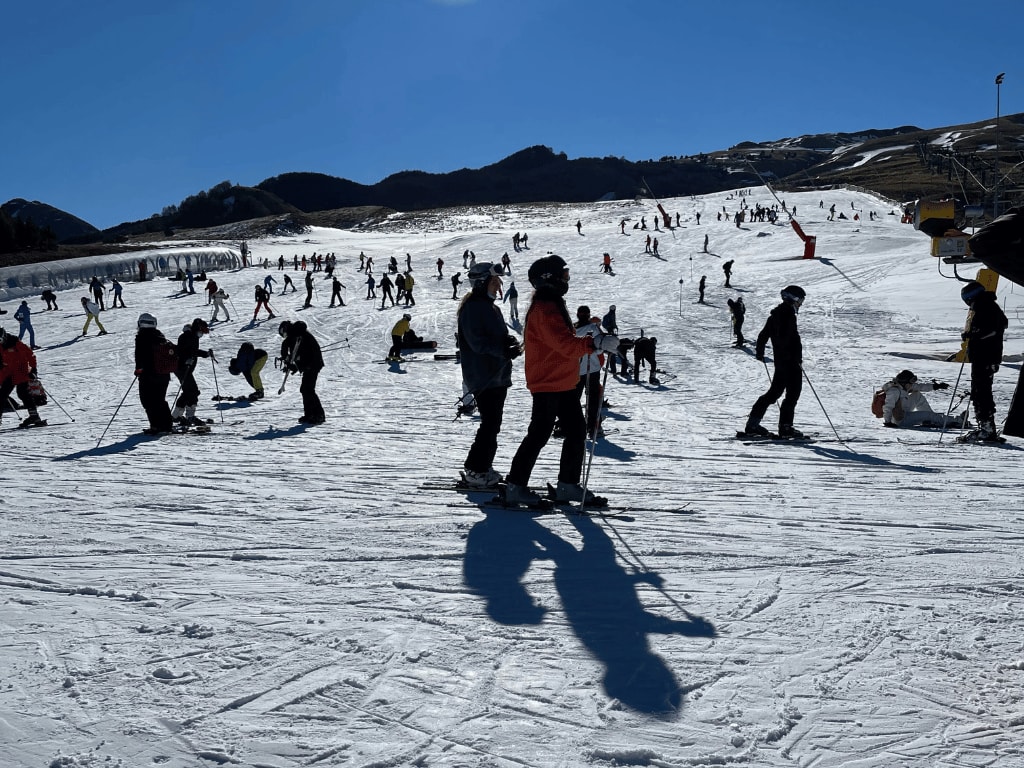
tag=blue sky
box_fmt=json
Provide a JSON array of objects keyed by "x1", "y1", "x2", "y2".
[{"x1": 1, "y1": 0, "x2": 1019, "y2": 230}]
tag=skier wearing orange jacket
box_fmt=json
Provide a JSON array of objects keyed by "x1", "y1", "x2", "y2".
[{"x1": 503, "y1": 255, "x2": 620, "y2": 506}]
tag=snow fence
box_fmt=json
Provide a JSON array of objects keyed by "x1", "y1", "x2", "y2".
[{"x1": 0, "y1": 245, "x2": 242, "y2": 302}]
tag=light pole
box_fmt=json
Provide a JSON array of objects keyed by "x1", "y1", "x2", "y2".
[{"x1": 994, "y1": 72, "x2": 1005, "y2": 218}]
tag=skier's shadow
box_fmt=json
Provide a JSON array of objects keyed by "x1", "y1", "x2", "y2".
[
  {"x1": 463, "y1": 508, "x2": 716, "y2": 716},
  {"x1": 53, "y1": 433, "x2": 155, "y2": 460},
  {"x1": 244, "y1": 423, "x2": 312, "y2": 440}
]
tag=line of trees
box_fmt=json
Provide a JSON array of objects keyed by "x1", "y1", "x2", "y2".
[{"x1": 0, "y1": 209, "x2": 57, "y2": 254}]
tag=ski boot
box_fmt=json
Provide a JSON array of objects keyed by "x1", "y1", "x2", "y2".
[
  {"x1": 503, "y1": 483, "x2": 545, "y2": 508},
  {"x1": 550, "y1": 481, "x2": 606, "y2": 507},
  {"x1": 778, "y1": 425, "x2": 806, "y2": 439},
  {"x1": 461, "y1": 468, "x2": 503, "y2": 489}
]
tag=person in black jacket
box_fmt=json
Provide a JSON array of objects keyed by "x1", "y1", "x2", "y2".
[
  {"x1": 457, "y1": 262, "x2": 518, "y2": 488},
  {"x1": 727, "y1": 295, "x2": 746, "y2": 346},
  {"x1": 172, "y1": 318, "x2": 214, "y2": 427},
  {"x1": 744, "y1": 285, "x2": 806, "y2": 438},
  {"x1": 279, "y1": 320, "x2": 325, "y2": 424},
  {"x1": 134, "y1": 313, "x2": 174, "y2": 434},
  {"x1": 960, "y1": 280, "x2": 1008, "y2": 440}
]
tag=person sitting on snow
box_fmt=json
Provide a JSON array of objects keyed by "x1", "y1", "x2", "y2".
[{"x1": 881, "y1": 369, "x2": 961, "y2": 429}]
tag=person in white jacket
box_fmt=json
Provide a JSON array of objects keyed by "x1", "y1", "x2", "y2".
[
  {"x1": 882, "y1": 369, "x2": 960, "y2": 428},
  {"x1": 80, "y1": 296, "x2": 107, "y2": 336},
  {"x1": 575, "y1": 305, "x2": 604, "y2": 438}
]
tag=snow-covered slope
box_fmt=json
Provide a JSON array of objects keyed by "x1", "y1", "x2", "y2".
[{"x1": 3, "y1": 188, "x2": 1024, "y2": 768}]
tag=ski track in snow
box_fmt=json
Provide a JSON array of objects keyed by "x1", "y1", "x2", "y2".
[{"x1": 3, "y1": 189, "x2": 1024, "y2": 767}]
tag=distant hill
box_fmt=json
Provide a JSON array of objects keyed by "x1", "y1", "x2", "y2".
[
  {"x1": 2, "y1": 199, "x2": 99, "y2": 242},
  {"x1": 5, "y1": 113, "x2": 1023, "y2": 257}
]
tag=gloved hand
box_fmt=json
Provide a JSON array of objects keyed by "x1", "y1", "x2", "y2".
[
  {"x1": 29, "y1": 367, "x2": 38, "y2": 380},
  {"x1": 594, "y1": 333, "x2": 621, "y2": 354},
  {"x1": 933, "y1": 380, "x2": 949, "y2": 390},
  {"x1": 208, "y1": 350, "x2": 216, "y2": 363},
  {"x1": 134, "y1": 368, "x2": 143, "y2": 376},
  {"x1": 505, "y1": 335, "x2": 522, "y2": 359}
]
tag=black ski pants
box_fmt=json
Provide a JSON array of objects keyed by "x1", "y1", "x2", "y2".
[
  {"x1": 507, "y1": 389, "x2": 586, "y2": 488},
  {"x1": 300, "y1": 368, "x2": 324, "y2": 420},
  {"x1": 464, "y1": 386, "x2": 507, "y2": 473},
  {"x1": 576, "y1": 370, "x2": 602, "y2": 435},
  {"x1": 139, "y1": 373, "x2": 173, "y2": 431},
  {"x1": 174, "y1": 367, "x2": 200, "y2": 409},
  {"x1": 748, "y1": 361, "x2": 802, "y2": 430},
  {"x1": 970, "y1": 362, "x2": 997, "y2": 423}
]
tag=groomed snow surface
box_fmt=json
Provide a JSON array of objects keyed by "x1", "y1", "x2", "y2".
[{"x1": 3, "y1": 188, "x2": 1024, "y2": 768}]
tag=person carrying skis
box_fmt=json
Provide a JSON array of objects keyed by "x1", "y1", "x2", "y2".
[
  {"x1": 959, "y1": 280, "x2": 1008, "y2": 441},
  {"x1": 502, "y1": 255, "x2": 620, "y2": 506},
  {"x1": 230, "y1": 341, "x2": 268, "y2": 401},
  {"x1": 172, "y1": 318, "x2": 214, "y2": 427},
  {"x1": 80, "y1": 296, "x2": 107, "y2": 336},
  {"x1": 278, "y1": 320, "x2": 325, "y2": 424},
  {"x1": 388, "y1": 314, "x2": 412, "y2": 361},
  {"x1": 727, "y1": 295, "x2": 746, "y2": 346},
  {"x1": 880, "y1": 369, "x2": 957, "y2": 429},
  {"x1": 253, "y1": 284, "x2": 275, "y2": 321},
  {"x1": 457, "y1": 261, "x2": 519, "y2": 488},
  {"x1": 743, "y1": 285, "x2": 806, "y2": 438},
  {"x1": 133, "y1": 313, "x2": 174, "y2": 435},
  {"x1": 0, "y1": 328, "x2": 45, "y2": 428},
  {"x1": 632, "y1": 335, "x2": 659, "y2": 385},
  {"x1": 211, "y1": 288, "x2": 230, "y2": 322}
]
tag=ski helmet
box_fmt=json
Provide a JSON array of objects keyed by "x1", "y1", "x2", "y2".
[
  {"x1": 528, "y1": 254, "x2": 569, "y2": 294},
  {"x1": 467, "y1": 261, "x2": 500, "y2": 287},
  {"x1": 781, "y1": 285, "x2": 806, "y2": 304},
  {"x1": 137, "y1": 313, "x2": 157, "y2": 329},
  {"x1": 896, "y1": 370, "x2": 917, "y2": 386},
  {"x1": 960, "y1": 280, "x2": 986, "y2": 305},
  {"x1": 191, "y1": 318, "x2": 209, "y2": 334},
  {"x1": 403, "y1": 313, "x2": 412, "y2": 321},
  {"x1": 278, "y1": 320, "x2": 293, "y2": 338}
]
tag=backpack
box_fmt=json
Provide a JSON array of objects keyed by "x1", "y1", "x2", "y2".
[
  {"x1": 153, "y1": 340, "x2": 179, "y2": 375},
  {"x1": 871, "y1": 389, "x2": 885, "y2": 418}
]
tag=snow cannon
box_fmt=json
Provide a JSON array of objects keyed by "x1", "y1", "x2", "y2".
[
  {"x1": 968, "y1": 206, "x2": 1024, "y2": 289},
  {"x1": 790, "y1": 219, "x2": 816, "y2": 260}
]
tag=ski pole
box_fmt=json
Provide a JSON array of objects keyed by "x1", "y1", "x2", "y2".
[
  {"x1": 801, "y1": 366, "x2": 842, "y2": 442},
  {"x1": 39, "y1": 382, "x2": 76, "y2": 422},
  {"x1": 210, "y1": 356, "x2": 223, "y2": 423},
  {"x1": 938, "y1": 354, "x2": 968, "y2": 443},
  {"x1": 96, "y1": 376, "x2": 137, "y2": 447},
  {"x1": 278, "y1": 342, "x2": 299, "y2": 394},
  {"x1": 581, "y1": 361, "x2": 608, "y2": 507}
]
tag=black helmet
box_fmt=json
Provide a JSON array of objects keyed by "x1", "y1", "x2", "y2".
[
  {"x1": 278, "y1": 320, "x2": 293, "y2": 338},
  {"x1": 403, "y1": 313, "x2": 412, "y2": 321},
  {"x1": 896, "y1": 369, "x2": 917, "y2": 386},
  {"x1": 960, "y1": 280, "x2": 986, "y2": 305},
  {"x1": 781, "y1": 285, "x2": 806, "y2": 304},
  {"x1": 528, "y1": 254, "x2": 568, "y2": 294},
  {"x1": 191, "y1": 318, "x2": 209, "y2": 334}
]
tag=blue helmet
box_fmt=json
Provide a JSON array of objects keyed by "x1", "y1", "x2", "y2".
[{"x1": 960, "y1": 280, "x2": 986, "y2": 305}]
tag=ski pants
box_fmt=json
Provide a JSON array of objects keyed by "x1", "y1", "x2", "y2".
[
  {"x1": 175, "y1": 367, "x2": 200, "y2": 409},
  {"x1": 82, "y1": 312, "x2": 106, "y2": 335},
  {"x1": 388, "y1": 335, "x2": 404, "y2": 359},
  {"x1": 139, "y1": 373, "x2": 173, "y2": 431},
  {"x1": 300, "y1": 368, "x2": 324, "y2": 420},
  {"x1": 0, "y1": 377, "x2": 40, "y2": 418},
  {"x1": 244, "y1": 355, "x2": 267, "y2": 393},
  {"x1": 970, "y1": 362, "x2": 998, "y2": 423},
  {"x1": 464, "y1": 386, "x2": 508, "y2": 474},
  {"x1": 18, "y1": 320, "x2": 35, "y2": 347},
  {"x1": 507, "y1": 389, "x2": 586, "y2": 488},
  {"x1": 748, "y1": 362, "x2": 802, "y2": 430},
  {"x1": 576, "y1": 370, "x2": 602, "y2": 435},
  {"x1": 733, "y1": 317, "x2": 745, "y2": 345}
]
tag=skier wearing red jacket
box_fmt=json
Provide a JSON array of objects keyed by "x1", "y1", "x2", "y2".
[{"x1": 0, "y1": 328, "x2": 44, "y2": 427}]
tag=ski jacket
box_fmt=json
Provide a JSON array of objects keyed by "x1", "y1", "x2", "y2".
[
  {"x1": 14, "y1": 302, "x2": 30, "y2": 322},
  {"x1": 0, "y1": 340, "x2": 37, "y2": 384},
  {"x1": 458, "y1": 290, "x2": 512, "y2": 393},
  {"x1": 280, "y1": 322, "x2": 323, "y2": 373},
  {"x1": 134, "y1": 328, "x2": 171, "y2": 379},
  {"x1": 254, "y1": 286, "x2": 270, "y2": 303},
  {"x1": 633, "y1": 337, "x2": 657, "y2": 366},
  {"x1": 523, "y1": 299, "x2": 596, "y2": 393},
  {"x1": 601, "y1": 309, "x2": 617, "y2": 334},
  {"x1": 176, "y1": 329, "x2": 210, "y2": 372},
  {"x1": 755, "y1": 301, "x2": 801, "y2": 365},
  {"x1": 964, "y1": 293, "x2": 1008, "y2": 367},
  {"x1": 881, "y1": 378, "x2": 938, "y2": 425},
  {"x1": 728, "y1": 298, "x2": 745, "y2": 320},
  {"x1": 391, "y1": 318, "x2": 411, "y2": 338},
  {"x1": 82, "y1": 299, "x2": 101, "y2": 316}
]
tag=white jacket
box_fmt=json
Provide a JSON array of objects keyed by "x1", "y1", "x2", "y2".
[
  {"x1": 577, "y1": 321, "x2": 602, "y2": 376},
  {"x1": 882, "y1": 378, "x2": 938, "y2": 425}
]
